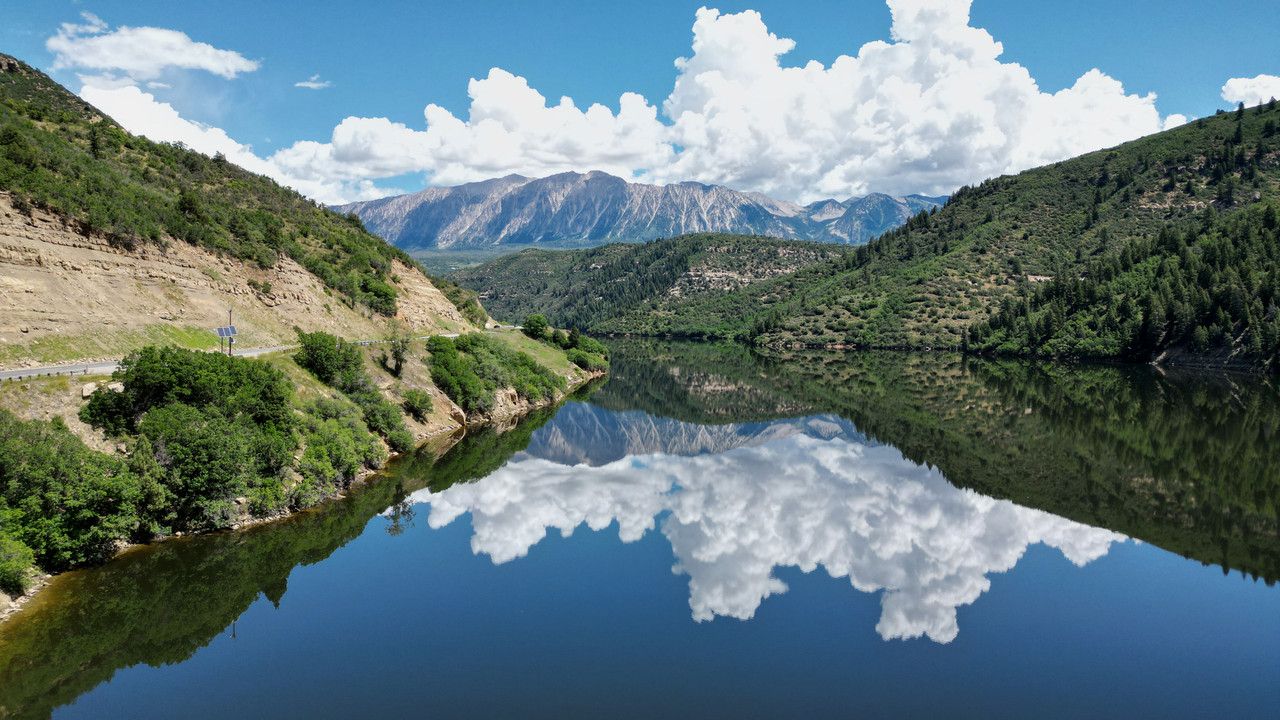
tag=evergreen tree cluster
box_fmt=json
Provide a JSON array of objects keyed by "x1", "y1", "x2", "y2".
[
  {"x1": 970, "y1": 203, "x2": 1280, "y2": 368},
  {"x1": 452, "y1": 233, "x2": 847, "y2": 331}
]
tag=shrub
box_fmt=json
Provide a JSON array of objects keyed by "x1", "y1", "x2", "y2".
[
  {"x1": 522, "y1": 314, "x2": 548, "y2": 339},
  {"x1": 139, "y1": 403, "x2": 256, "y2": 529},
  {"x1": 293, "y1": 329, "x2": 362, "y2": 385},
  {"x1": 247, "y1": 482, "x2": 287, "y2": 517},
  {"x1": 76, "y1": 346, "x2": 298, "y2": 532},
  {"x1": 1, "y1": 409, "x2": 142, "y2": 570},
  {"x1": 567, "y1": 348, "x2": 609, "y2": 372},
  {"x1": 430, "y1": 334, "x2": 566, "y2": 415},
  {"x1": 295, "y1": 333, "x2": 414, "y2": 456},
  {"x1": 402, "y1": 388, "x2": 434, "y2": 421},
  {"x1": 426, "y1": 335, "x2": 492, "y2": 414},
  {"x1": 0, "y1": 532, "x2": 35, "y2": 595}
]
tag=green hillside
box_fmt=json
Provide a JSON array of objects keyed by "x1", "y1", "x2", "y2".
[
  {"x1": 550, "y1": 102, "x2": 1280, "y2": 370},
  {"x1": 451, "y1": 232, "x2": 848, "y2": 329},
  {"x1": 0, "y1": 54, "x2": 426, "y2": 318}
]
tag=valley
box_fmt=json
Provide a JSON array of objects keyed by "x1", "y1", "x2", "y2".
[
  {"x1": 456, "y1": 102, "x2": 1280, "y2": 372},
  {"x1": 2, "y1": 4, "x2": 1279, "y2": 714}
]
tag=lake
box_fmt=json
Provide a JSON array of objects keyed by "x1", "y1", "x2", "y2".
[{"x1": 0, "y1": 341, "x2": 1277, "y2": 718}]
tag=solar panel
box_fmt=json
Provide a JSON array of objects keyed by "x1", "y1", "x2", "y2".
[
  {"x1": 228, "y1": 325, "x2": 237, "y2": 336},
  {"x1": 214, "y1": 326, "x2": 238, "y2": 338}
]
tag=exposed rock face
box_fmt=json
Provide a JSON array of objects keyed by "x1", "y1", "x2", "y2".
[
  {"x1": 0, "y1": 193, "x2": 472, "y2": 368},
  {"x1": 336, "y1": 171, "x2": 945, "y2": 251}
]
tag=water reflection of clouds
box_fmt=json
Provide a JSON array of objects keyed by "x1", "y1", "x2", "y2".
[{"x1": 408, "y1": 434, "x2": 1125, "y2": 643}]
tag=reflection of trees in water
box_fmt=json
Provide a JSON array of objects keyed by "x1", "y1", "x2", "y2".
[
  {"x1": 3, "y1": 343, "x2": 1276, "y2": 718},
  {"x1": 602, "y1": 340, "x2": 1280, "y2": 584},
  {"x1": 588, "y1": 339, "x2": 809, "y2": 425},
  {"x1": 0, "y1": 413, "x2": 555, "y2": 720},
  {"x1": 384, "y1": 500, "x2": 416, "y2": 537},
  {"x1": 0, "y1": 470, "x2": 407, "y2": 720}
]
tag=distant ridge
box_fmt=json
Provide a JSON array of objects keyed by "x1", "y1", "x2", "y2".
[{"x1": 335, "y1": 171, "x2": 945, "y2": 251}]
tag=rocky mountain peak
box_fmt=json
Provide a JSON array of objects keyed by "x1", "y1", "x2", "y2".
[{"x1": 335, "y1": 171, "x2": 946, "y2": 251}]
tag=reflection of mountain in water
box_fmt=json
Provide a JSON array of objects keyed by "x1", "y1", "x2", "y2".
[
  {"x1": 519, "y1": 401, "x2": 865, "y2": 466},
  {"x1": 412, "y1": 428, "x2": 1124, "y2": 643}
]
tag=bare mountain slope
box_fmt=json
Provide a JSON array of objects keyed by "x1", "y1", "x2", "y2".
[{"x1": 337, "y1": 171, "x2": 944, "y2": 251}]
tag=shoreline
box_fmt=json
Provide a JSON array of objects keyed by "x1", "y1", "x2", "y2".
[
  {"x1": 601, "y1": 332, "x2": 1270, "y2": 376},
  {"x1": 0, "y1": 368, "x2": 606, "y2": 624}
]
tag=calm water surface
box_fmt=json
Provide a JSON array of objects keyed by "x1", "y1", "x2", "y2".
[{"x1": 0, "y1": 342, "x2": 1276, "y2": 718}]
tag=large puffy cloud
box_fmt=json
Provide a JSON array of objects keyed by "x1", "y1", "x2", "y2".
[
  {"x1": 1222, "y1": 74, "x2": 1280, "y2": 106},
  {"x1": 267, "y1": 0, "x2": 1175, "y2": 202},
  {"x1": 407, "y1": 431, "x2": 1124, "y2": 644},
  {"x1": 64, "y1": 2, "x2": 1186, "y2": 204},
  {"x1": 654, "y1": 3, "x2": 1167, "y2": 198},
  {"x1": 47, "y1": 12, "x2": 258, "y2": 82},
  {"x1": 270, "y1": 69, "x2": 673, "y2": 191}
]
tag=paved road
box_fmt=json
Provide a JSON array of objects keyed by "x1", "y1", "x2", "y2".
[{"x1": 0, "y1": 332, "x2": 473, "y2": 383}]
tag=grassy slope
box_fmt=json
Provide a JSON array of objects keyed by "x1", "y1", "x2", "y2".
[
  {"x1": 586, "y1": 103, "x2": 1280, "y2": 368},
  {"x1": 451, "y1": 233, "x2": 849, "y2": 329},
  {"x1": 0, "y1": 53, "x2": 480, "y2": 323}
]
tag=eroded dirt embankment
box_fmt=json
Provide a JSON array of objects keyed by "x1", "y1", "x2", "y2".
[{"x1": 0, "y1": 192, "x2": 473, "y2": 370}]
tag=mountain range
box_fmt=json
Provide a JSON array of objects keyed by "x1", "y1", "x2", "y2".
[{"x1": 335, "y1": 171, "x2": 945, "y2": 251}]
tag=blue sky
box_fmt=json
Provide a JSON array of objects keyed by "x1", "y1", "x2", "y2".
[{"x1": 3, "y1": 0, "x2": 1278, "y2": 204}]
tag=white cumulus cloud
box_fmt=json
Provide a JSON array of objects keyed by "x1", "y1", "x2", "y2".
[
  {"x1": 1221, "y1": 74, "x2": 1280, "y2": 106},
  {"x1": 59, "y1": 1, "x2": 1189, "y2": 205},
  {"x1": 47, "y1": 12, "x2": 259, "y2": 82},
  {"x1": 264, "y1": 0, "x2": 1176, "y2": 202}
]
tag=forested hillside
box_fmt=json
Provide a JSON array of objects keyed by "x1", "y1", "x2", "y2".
[
  {"x1": 452, "y1": 233, "x2": 847, "y2": 329},
  {"x1": 0, "y1": 54, "x2": 432, "y2": 318},
  {"x1": 575, "y1": 101, "x2": 1280, "y2": 370}
]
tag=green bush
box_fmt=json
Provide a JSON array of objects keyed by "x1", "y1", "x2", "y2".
[
  {"x1": 78, "y1": 346, "x2": 297, "y2": 532},
  {"x1": 386, "y1": 427, "x2": 414, "y2": 454},
  {"x1": 293, "y1": 329, "x2": 363, "y2": 385},
  {"x1": 0, "y1": 410, "x2": 141, "y2": 571},
  {"x1": 138, "y1": 403, "x2": 257, "y2": 529},
  {"x1": 522, "y1": 314, "x2": 549, "y2": 339},
  {"x1": 295, "y1": 331, "x2": 415, "y2": 454},
  {"x1": 402, "y1": 388, "x2": 434, "y2": 421},
  {"x1": 573, "y1": 334, "x2": 610, "y2": 358},
  {"x1": 567, "y1": 348, "x2": 609, "y2": 372},
  {"x1": 247, "y1": 482, "x2": 287, "y2": 517},
  {"x1": 428, "y1": 334, "x2": 566, "y2": 415},
  {"x1": 0, "y1": 531, "x2": 35, "y2": 595},
  {"x1": 426, "y1": 335, "x2": 492, "y2": 414}
]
